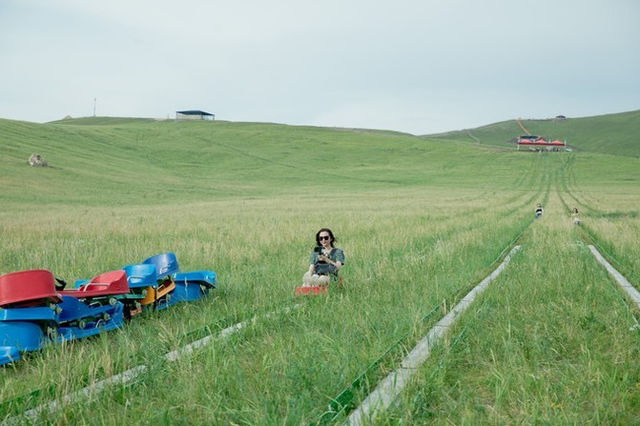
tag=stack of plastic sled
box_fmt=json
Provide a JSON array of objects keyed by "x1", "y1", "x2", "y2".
[
  {"x1": 0, "y1": 252, "x2": 216, "y2": 366},
  {"x1": 0, "y1": 269, "x2": 126, "y2": 365},
  {"x1": 136, "y1": 252, "x2": 216, "y2": 309}
]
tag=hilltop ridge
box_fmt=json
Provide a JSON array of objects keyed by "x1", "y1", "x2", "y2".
[
  {"x1": 423, "y1": 109, "x2": 640, "y2": 157},
  {"x1": 41, "y1": 108, "x2": 640, "y2": 158}
]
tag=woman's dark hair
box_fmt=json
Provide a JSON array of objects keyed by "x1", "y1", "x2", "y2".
[{"x1": 315, "y1": 228, "x2": 336, "y2": 247}]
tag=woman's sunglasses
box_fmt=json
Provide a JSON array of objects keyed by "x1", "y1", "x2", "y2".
[{"x1": 318, "y1": 235, "x2": 330, "y2": 241}]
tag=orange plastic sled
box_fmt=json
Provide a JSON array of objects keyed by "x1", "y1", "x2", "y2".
[
  {"x1": 294, "y1": 285, "x2": 327, "y2": 296},
  {"x1": 140, "y1": 280, "x2": 176, "y2": 306}
]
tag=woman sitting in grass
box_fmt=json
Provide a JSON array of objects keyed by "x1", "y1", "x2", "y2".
[
  {"x1": 535, "y1": 203, "x2": 544, "y2": 218},
  {"x1": 302, "y1": 228, "x2": 345, "y2": 287}
]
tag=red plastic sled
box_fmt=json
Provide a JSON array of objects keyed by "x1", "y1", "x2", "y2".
[
  {"x1": 0, "y1": 269, "x2": 61, "y2": 308},
  {"x1": 294, "y1": 285, "x2": 327, "y2": 296},
  {"x1": 60, "y1": 270, "x2": 129, "y2": 299}
]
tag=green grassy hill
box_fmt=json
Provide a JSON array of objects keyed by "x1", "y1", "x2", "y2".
[
  {"x1": 425, "y1": 109, "x2": 640, "y2": 157},
  {"x1": 0, "y1": 114, "x2": 638, "y2": 424},
  {"x1": 1, "y1": 117, "x2": 534, "y2": 207}
]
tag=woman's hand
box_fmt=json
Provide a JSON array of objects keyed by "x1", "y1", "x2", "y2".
[{"x1": 319, "y1": 255, "x2": 342, "y2": 270}]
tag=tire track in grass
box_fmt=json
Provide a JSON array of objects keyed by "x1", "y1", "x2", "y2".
[
  {"x1": 309, "y1": 174, "x2": 547, "y2": 423},
  {"x1": 190, "y1": 134, "x2": 408, "y2": 186},
  {"x1": 557, "y1": 165, "x2": 640, "y2": 289},
  {"x1": 556, "y1": 162, "x2": 640, "y2": 325},
  {"x1": 588, "y1": 246, "x2": 640, "y2": 311},
  {"x1": 2, "y1": 305, "x2": 299, "y2": 424},
  {"x1": 557, "y1": 161, "x2": 601, "y2": 216},
  {"x1": 2, "y1": 157, "x2": 549, "y2": 421},
  {"x1": 558, "y1": 155, "x2": 637, "y2": 219},
  {"x1": 581, "y1": 223, "x2": 640, "y2": 288},
  {"x1": 346, "y1": 245, "x2": 521, "y2": 425},
  {"x1": 375, "y1": 191, "x2": 638, "y2": 424},
  {"x1": 310, "y1": 228, "x2": 529, "y2": 424},
  {"x1": 129, "y1": 196, "x2": 537, "y2": 423},
  {"x1": 0, "y1": 181, "x2": 538, "y2": 418},
  {"x1": 437, "y1": 153, "x2": 542, "y2": 207}
]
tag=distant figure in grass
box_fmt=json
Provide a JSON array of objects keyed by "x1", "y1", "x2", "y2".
[
  {"x1": 572, "y1": 207, "x2": 580, "y2": 225},
  {"x1": 302, "y1": 228, "x2": 345, "y2": 287},
  {"x1": 28, "y1": 153, "x2": 48, "y2": 167},
  {"x1": 535, "y1": 203, "x2": 544, "y2": 218}
]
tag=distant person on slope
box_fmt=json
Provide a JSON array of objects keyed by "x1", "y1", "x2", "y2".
[
  {"x1": 571, "y1": 207, "x2": 580, "y2": 225},
  {"x1": 535, "y1": 203, "x2": 544, "y2": 218},
  {"x1": 302, "y1": 228, "x2": 345, "y2": 287}
]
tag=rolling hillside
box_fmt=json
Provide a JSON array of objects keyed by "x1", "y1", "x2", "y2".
[
  {"x1": 0, "y1": 113, "x2": 639, "y2": 423},
  {"x1": 425, "y1": 109, "x2": 640, "y2": 157},
  {"x1": 1, "y1": 117, "x2": 532, "y2": 207}
]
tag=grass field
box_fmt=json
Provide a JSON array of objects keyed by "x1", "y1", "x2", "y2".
[
  {"x1": 427, "y1": 109, "x2": 640, "y2": 158},
  {"x1": 0, "y1": 115, "x2": 638, "y2": 423},
  {"x1": 383, "y1": 192, "x2": 639, "y2": 424}
]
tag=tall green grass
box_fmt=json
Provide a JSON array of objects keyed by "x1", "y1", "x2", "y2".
[
  {"x1": 0, "y1": 117, "x2": 638, "y2": 423},
  {"x1": 383, "y1": 192, "x2": 639, "y2": 424},
  {"x1": 556, "y1": 153, "x2": 640, "y2": 282}
]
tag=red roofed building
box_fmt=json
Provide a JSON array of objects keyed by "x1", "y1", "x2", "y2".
[{"x1": 517, "y1": 135, "x2": 567, "y2": 151}]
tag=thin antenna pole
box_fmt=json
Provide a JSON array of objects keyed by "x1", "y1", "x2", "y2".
[{"x1": 93, "y1": 98, "x2": 96, "y2": 117}]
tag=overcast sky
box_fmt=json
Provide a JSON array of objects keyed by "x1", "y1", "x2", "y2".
[{"x1": 1, "y1": 0, "x2": 638, "y2": 134}]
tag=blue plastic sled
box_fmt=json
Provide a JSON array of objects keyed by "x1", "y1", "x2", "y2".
[
  {"x1": 143, "y1": 253, "x2": 216, "y2": 306},
  {"x1": 55, "y1": 295, "x2": 124, "y2": 341},
  {"x1": 0, "y1": 305, "x2": 59, "y2": 366},
  {"x1": 0, "y1": 345, "x2": 20, "y2": 366},
  {"x1": 122, "y1": 264, "x2": 157, "y2": 288},
  {"x1": 169, "y1": 271, "x2": 217, "y2": 305},
  {"x1": 143, "y1": 253, "x2": 180, "y2": 280}
]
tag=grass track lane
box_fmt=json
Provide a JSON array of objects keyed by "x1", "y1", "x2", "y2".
[{"x1": 380, "y1": 191, "x2": 640, "y2": 424}]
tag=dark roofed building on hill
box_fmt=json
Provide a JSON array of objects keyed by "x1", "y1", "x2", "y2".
[{"x1": 176, "y1": 110, "x2": 215, "y2": 121}]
